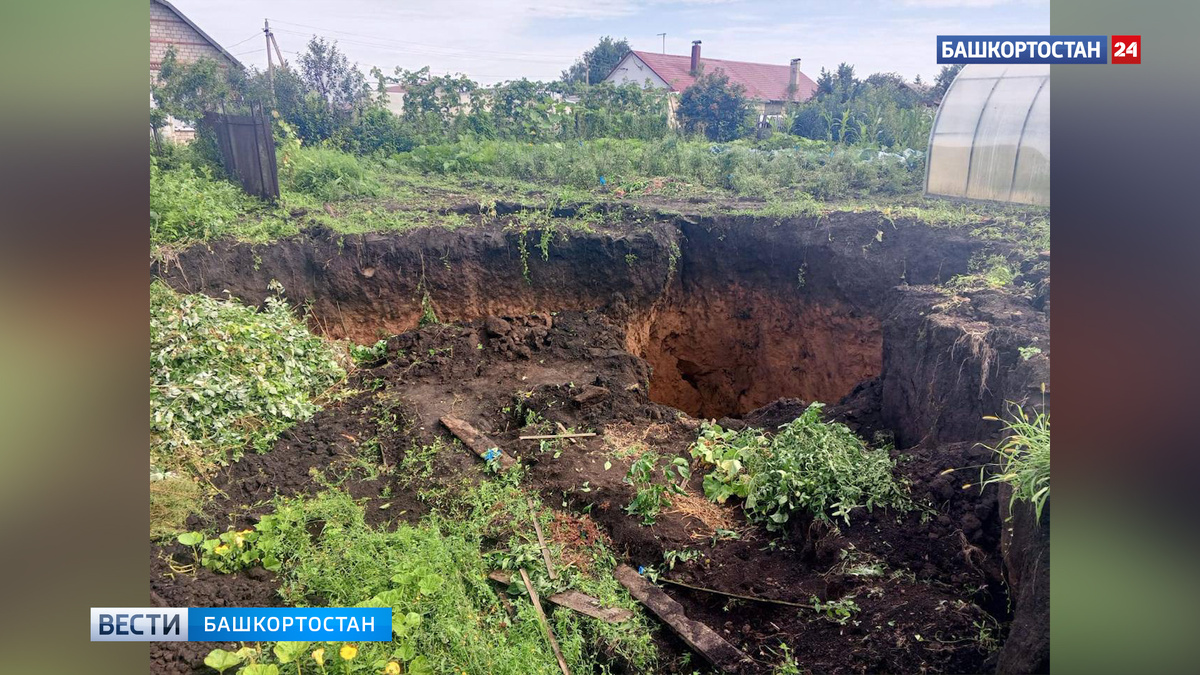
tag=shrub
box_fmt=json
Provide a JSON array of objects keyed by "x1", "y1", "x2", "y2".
[
  {"x1": 394, "y1": 137, "x2": 924, "y2": 200},
  {"x1": 692, "y1": 403, "x2": 911, "y2": 529},
  {"x1": 150, "y1": 281, "x2": 345, "y2": 472},
  {"x1": 282, "y1": 145, "x2": 380, "y2": 201},
  {"x1": 981, "y1": 404, "x2": 1050, "y2": 523},
  {"x1": 676, "y1": 71, "x2": 752, "y2": 142},
  {"x1": 150, "y1": 155, "x2": 256, "y2": 244}
]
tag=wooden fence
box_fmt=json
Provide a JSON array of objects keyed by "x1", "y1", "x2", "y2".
[{"x1": 203, "y1": 104, "x2": 279, "y2": 201}]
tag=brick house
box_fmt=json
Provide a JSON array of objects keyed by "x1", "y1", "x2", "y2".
[{"x1": 150, "y1": 0, "x2": 243, "y2": 141}]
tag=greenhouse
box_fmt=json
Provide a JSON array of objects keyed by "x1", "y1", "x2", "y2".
[{"x1": 925, "y1": 64, "x2": 1050, "y2": 206}]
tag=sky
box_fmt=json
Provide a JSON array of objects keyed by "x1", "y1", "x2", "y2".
[{"x1": 172, "y1": 0, "x2": 1049, "y2": 85}]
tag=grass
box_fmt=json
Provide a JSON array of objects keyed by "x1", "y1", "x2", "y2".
[
  {"x1": 190, "y1": 475, "x2": 658, "y2": 674},
  {"x1": 150, "y1": 137, "x2": 1048, "y2": 265},
  {"x1": 981, "y1": 403, "x2": 1050, "y2": 523}
]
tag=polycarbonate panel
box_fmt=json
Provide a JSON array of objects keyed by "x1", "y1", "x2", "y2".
[
  {"x1": 1010, "y1": 81, "x2": 1050, "y2": 205},
  {"x1": 925, "y1": 64, "x2": 1049, "y2": 206},
  {"x1": 967, "y1": 76, "x2": 1046, "y2": 201}
]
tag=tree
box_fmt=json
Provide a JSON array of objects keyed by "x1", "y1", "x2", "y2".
[
  {"x1": 675, "y1": 70, "x2": 751, "y2": 142},
  {"x1": 299, "y1": 37, "x2": 369, "y2": 115},
  {"x1": 929, "y1": 64, "x2": 964, "y2": 103},
  {"x1": 814, "y1": 62, "x2": 860, "y2": 102},
  {"x1": 792, "y1": 63, "x2": 932, "y2": 148},
  {"x1": 152, "y1": 46, "x2": 238, "y2": 124},
  {"x1": 562, "y1": 36, "x2": 630, "y2": 86}
]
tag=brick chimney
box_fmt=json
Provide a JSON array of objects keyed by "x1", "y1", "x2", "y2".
[
  {"x1": 790, "y1": 58, "x2": 803, "y2": 91},
  {"x1": 690, "y1": 40, "x2": 702, "y2": 73}
]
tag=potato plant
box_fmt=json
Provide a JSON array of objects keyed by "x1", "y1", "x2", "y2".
[{"x1": 692, "y1": 403, "x2": 911, "y2": 530}]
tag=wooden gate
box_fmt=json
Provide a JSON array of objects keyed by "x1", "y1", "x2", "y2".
[{"x1": 203, "y1": 104, "x2": 279, "y2": 201}]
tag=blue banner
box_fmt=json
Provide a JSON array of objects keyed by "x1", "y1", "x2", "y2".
[
  {"x1": 937, "y1": 35, "x2": 1107, "y2": 64},
  {"x1": 190, "y1": 608, "x2": 392, "y2": 641},
  {"x1": 91, "y1": 607, "x2": 392, "y2": 641}
]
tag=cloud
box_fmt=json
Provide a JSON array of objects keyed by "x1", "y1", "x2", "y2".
[
  {"x1": 171, "y1": 0, "x2": 1048, "y2": 85},
  {"x1": 902, "y1": 0, "x2": 1046, "y2": 8}
]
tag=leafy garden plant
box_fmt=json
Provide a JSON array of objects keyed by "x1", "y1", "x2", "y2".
[
  {"x1": 150, "y1": 281, "x2": 345, "y2": 472},
  {"x1": 197, "y1": 485, "x2": 656, "y2": 674},
  {"x1": 692, "y1": 403, "x2": 911, "y2": 530},
  {"x1": 623, "y1": 452, "x2": 690, "y2": 525}
]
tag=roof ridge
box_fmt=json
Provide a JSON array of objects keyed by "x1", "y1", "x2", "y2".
[{"x1": 631, "y1": 50, "x2": 789, "y2": 69}]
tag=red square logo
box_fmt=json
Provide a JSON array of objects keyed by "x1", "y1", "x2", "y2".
[{"x1": 1112, "y1": 35, "x2": 1141, "y2": 64}]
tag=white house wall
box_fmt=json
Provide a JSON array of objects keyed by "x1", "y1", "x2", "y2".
[{"x1": 603, "y1": 53, "x2": 670, "y2": 89}]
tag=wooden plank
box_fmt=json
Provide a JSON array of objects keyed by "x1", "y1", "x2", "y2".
[
  {"x1": 488, "y1": 571, "x2": 631, "y2": 624},
  {"x1": 440, "y1": 416, "x2": 515, "y2": 469},
  {"x1": 520, "y1": 568, "x2": 572, "y2": 675},
  {"x1": 528, "y1": 499, "x2": 558, "y2": 580},
  {"x1": 519, "y1": 432, "x2": 597, "y2": 440},
  {"x1": 548, "y1": 590, "x2": 634, "y2": 624},
  {"x1": 614, "y1": 564, "x2": 753, "y2": 673}
]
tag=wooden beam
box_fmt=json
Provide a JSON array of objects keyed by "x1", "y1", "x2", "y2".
[
  {"x1": 441, "y1": 416, "x2": 515, "y2": 469},
  {"x1": 614, "y1": 564, "x2": 753, "y2": 673},
  {"x1": 488, "y1": 571, "x2": 632, "y2": 624},
  {"x1": 520, "y1": 568, "x2": 572, "y2": 675},
  {"x1": 528, "y1": 499, "x2": 558, "y2": 580},
  {"x1": 548, "y1": 590, "x2": 634, "y2": 624}
]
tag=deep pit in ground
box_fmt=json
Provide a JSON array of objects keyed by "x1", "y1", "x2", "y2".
[
  {"x1": 153, "y1": 208, "x2": 1050, "y2": 674},
  {"x1": 630, "y1": 289, "x2": 882, "y2": 419}
]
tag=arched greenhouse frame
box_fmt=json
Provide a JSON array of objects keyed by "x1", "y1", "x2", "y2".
[{"x1": 925, "y1": 64, "x2": 1050, "y2": 206}]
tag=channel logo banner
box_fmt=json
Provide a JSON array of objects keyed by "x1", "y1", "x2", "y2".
[
  {"x1": 91, "y1": 607, "x2": 392, "y2": 642},
  {"x1": 938, "y1": 35, "x2": 1107, "y2": 64}
]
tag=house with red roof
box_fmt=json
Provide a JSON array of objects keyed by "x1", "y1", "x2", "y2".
[{"x1": 603, "y1": 41, "x2": 817, "y2": 117}]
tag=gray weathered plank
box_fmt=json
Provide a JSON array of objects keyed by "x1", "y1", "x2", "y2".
[
  {"x1": 614, "y1": 564, "x2": 753, "y2": 673},
  {"x1": 547, "y1": 590, "x2": 634, "y2": 624},
  {"x1": 488, "y1": 572, "x2": 632, "y2": 624}
]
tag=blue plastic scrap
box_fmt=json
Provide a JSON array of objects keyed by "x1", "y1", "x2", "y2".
[{"x1": 483, "y1": 448, "x2": 501, "y2": 462}]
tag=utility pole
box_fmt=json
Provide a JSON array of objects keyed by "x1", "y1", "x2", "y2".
[
  {"x1": 584, "y1": 53, "x2": 590, "y2": 86},
  {"x1": 264, "y1": 19, "x2": 275, "y2": 102},
  {"x1": 657, "y1": 33, "x2": 666, "y2": 54}
]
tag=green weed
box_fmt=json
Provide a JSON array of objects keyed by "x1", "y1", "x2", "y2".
[{"x1": 981, "y1": 403, "x2": 1050, "y2": 523}]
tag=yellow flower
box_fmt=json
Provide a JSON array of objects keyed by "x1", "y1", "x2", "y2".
[
  {"x1": 340, "y1": 644, "x2": 358, "y2": 661},
  {"x1": 214, "y1": 544, "x2": 230, "y2": 555},
  {"x1": 384, "y1": 662, "x2": 401, "y2": 675},
  {"x1": 312, "y1": 648, "x2": 325, "y2": 665}
]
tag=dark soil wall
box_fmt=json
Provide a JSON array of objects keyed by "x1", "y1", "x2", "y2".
[
  {"x1": 879, "y1": 287, "x2": 1050, "y2": 448},
  {"x1": 997, "y1": 494, "x2": 1051, "y2": 674},
  {"x1": 153, "y1": 221, "x2": 680, "y2": 343}
]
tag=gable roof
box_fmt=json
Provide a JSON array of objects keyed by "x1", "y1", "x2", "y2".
[
  {"x1": 624, "y1": 50, "x2": 816, "y2": 102},
  {"x1": 152, "y1": 0, "x2": 244, "y2": 69}
]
